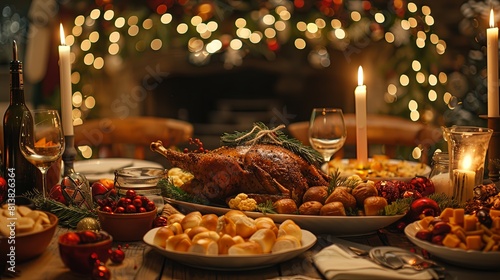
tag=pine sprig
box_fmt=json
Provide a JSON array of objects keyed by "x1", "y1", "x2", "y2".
[
  {"x1": 220, "y1": 122, "x2": 323, "y2": 165},
  {"x1": 26, "y1": 190, "x2": 97, "y2": 228},
  {"x1": 428, "y1": 192, "x2": 462, "y2": 210}
]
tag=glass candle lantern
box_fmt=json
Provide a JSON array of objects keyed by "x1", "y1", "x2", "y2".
[{"x1": 447, "y1": 126, "x2": 493, "y2": 203}]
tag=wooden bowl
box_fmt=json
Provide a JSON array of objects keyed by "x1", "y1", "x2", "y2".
[
  {"x1": 0, "y1": 211, "x2": 58, "y2": 262},
  {"x1": 58, "y1": 231, "x2": 112, "y2": 275},
  {"x1": 97, "y1": 208, "x2": 156, "y2": 241}
]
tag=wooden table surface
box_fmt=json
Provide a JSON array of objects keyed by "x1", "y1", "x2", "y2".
[{"x1": 7, "y1": 224, "x2": 500, "y2": 280}]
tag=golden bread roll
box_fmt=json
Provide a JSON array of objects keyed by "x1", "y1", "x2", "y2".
[
  {"x1": 273, "y1": 198, "x2": 298, "y2": 214},
  {"x1": 167, "y1": 213, "x2": 186, "y2": 226},
  {"x1": 298, "y1": 201, "x2": 323, "y2": 215},
  {"x1": 200, "y1": 214, "x2": 218, "y2": 231},
  {"x1": 234, "y1": 216, "x2": 257, "y2": 238},
  {"x1": 224, "y1": 210, "x2": 246, "y2": 223},
  {"x1": 153, "y1": 227, "x2": 175, "y2": 248},
  {"x1": 249, "y1": 228, "x2": 276, "y2": 253},
  {"x1": 302, "y1": 186, "x2": 329, "y2": 204},
  {"x1": 325, "y1": 188, "x2": 356, "y2": 209},
  {"x1": 277, "y1": 219, "x2": 302, "y2": 241},
  {"x1": 217, "y1": 215, "x2": 236, "y2": 236},
  {"x1": 167, "y1": 222, "x2": 184, "y2": 235},
  {"x1": 218, "y1": 234, "x2": 237, "y2": 255},
  {"x1": 364, "y1": 196, "x2": 388, "y2": 216},
  {"x1": 352, "y1": 182, "x2": 378, "y2": 207},
  {"x1": 188, "y1": 237, "x2": 218, "y2": 255},
  {"x1": 181, "y1": 211, "x2": 202, "y2": 230},
  {"x1": 320, "y1": 201, "x2": 346, "y2": 216},
  {"x1": 192, "y1": 230, "x2": 220, "y2": 243},
  {"x1": 254, "y1": 217, "x2": 279, "y2": 236},
  {"x1": 227, "y1": 241, "x2": 263, "y2": 255},
  {"x1": 185, "y1": 226, "x2": 209, "y2": 239},
  {"x1": 272, "y1": 235, "x2": 301, "y2": 253},
  {"x1": 165, "y1": 233, "x2": 192, "y2": 252}
]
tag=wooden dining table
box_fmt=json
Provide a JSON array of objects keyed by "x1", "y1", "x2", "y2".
[{"x1": 8, "y1": 222, "x2": 500, "y2": 280}]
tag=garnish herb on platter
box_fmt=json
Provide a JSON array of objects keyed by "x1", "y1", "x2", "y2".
[
  {"x1": 157, "y1": 178, "x2": 208, "y2": 205},
  {"x1": 256, "y1": 200, "x2": 278, "y2": 214},
  {"x1": 220, "y1": 122, "x2": 323, "y2": 166},
  {"x1": 384, "y1": 197, "x2": 413, "y2": 216},
  {"x1": 327, "y1": 169, "x2": 362, "y2": 195}
]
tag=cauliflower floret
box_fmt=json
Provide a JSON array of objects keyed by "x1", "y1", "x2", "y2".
[
  {"x1": 228, "y1": 193, "x2": 257, "y2": 211},
  {"x1": 167, "y1": 167, "x2": 194, "y2": 187}
]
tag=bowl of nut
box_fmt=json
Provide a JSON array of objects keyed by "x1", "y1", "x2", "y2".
[
  {"x1": 0, "y1": 205, "x2": 58, "y2": 262},
  {"x1": 97, "y1": 190, "x2": 157, "y2": 241},
  {"x1": 58, "y1": 230, "x2": 112, "y2": 275}
]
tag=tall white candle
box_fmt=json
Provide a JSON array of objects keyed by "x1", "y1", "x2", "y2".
[
  {"x1": 355, "y1": 66, "x2": 368, "y2": 164},
  {"x1": 58, "y1": 23, "x2": 74, "y2": 136},
  {"x1": 452, "y1": 154, "x2": 476, "y2": 203},
  {"x1": 487, "y1": 9, "x2": 499, "y2": 117}
]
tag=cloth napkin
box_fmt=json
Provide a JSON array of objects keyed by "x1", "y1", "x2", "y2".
[{"x1": 313, "y1": 244, "x2": 436, "y2": 280}]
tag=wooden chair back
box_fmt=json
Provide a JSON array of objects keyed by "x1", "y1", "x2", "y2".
[
  {"x1": 287, "y1": 114, "x2": 443, "y2": 164},
  {"x1": 74, "y1": 117, "x2": 193, "y2": 159}
]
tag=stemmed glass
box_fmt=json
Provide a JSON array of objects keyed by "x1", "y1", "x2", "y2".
[
  {"x1": 308, "y1": 108, "x2": 347, "y2": 163},
  {"x1": 19, "y1": 109, "x2": 65, "y2": 199}
]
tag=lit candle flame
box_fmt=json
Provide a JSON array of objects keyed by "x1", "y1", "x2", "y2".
[
  {"x1": 60, "y1": 23, "x2": 66, "y2": 45},
  {"x1": 490, "y1": 9, "x2": 495, "y2": 28},
  {"x1": 357, "y1": 66, "x2": 364, "y2": 86},
  {"x1": 461, "y1": 154, "x2": 473, "y2": 170}
]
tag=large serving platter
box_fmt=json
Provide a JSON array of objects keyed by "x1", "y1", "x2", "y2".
[
  {"x1": 74, "y1": 158, "x2": 163, "y2": 181},
  {"x1": 323, "y1": 159, "x2": 431, "y2": 182},
  {"x1": 167, "y1": 199, "x2": 404, "y2": 235},
  {"x1": 405, "y1": 220, "x2": 500, "y2": 270},
  {"x1": 143, "y1": 227, "x2": 317, "y2": 270}
]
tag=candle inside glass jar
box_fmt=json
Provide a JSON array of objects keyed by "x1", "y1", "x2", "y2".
[{"x1": 452, "y1": 154, "x2": 476, "y2": 203}]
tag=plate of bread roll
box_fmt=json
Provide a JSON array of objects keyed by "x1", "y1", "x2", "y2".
[
  {"x1": 143, "y1": 210, "x2": 317, "y2": 270},
  {"x1": 168, "y1": 198, "x2": 405, "y2": 235}
]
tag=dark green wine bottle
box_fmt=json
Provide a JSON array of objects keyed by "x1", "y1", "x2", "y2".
[{"x1": 2, "y1": 40, "x2": 37, "y2": 197}]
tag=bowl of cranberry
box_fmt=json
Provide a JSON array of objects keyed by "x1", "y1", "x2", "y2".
[
  {"x1": 97, "y1": 190, "x2": 157, "y2": 241},
  {"x1": 58, "y1": 230, "x2": 112, "y2": 275}
]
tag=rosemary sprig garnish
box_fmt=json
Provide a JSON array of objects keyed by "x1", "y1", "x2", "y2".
[
  {"x1": 157, "y1": 178, "x2": 208, "y2": 205},
  {"x1": 327, "y1": 169, "x2": 362, "y2": 195},
  {"x1": 384, "y1": 197, "x2": 412, "y2": 216},
  {"x1": 220, "y1": 122, "x2": 323, "y2": 165},
  {"x1": 256, "y1": 200, "x2": 278, "y2": 214}
]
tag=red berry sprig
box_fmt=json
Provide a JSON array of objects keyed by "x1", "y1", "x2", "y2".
[{"x1": 183, "y1": 138, "x2": 208, "y2": 153}]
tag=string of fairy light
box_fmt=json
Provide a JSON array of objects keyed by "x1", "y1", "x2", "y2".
[{"x1": 56, "y1": 0, "x2": 450, "y2": 159}]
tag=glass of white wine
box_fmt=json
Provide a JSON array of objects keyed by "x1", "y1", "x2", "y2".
[
  {"x1": 19, "y1": 109, "x2": 65, "y2": 199},
  {"x1": 308, "y1": 108, "x2": 347, "y2": 163}
]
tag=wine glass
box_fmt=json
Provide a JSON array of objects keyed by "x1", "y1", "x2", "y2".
[
  {"x1": 19, "y1": 109, "x2": 65, "y2": 199},
  {"x1": 308, "y1": 108, "x2": 347, "y2": 163}
]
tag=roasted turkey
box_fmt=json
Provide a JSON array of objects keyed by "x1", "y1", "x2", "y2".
[{"x1": 151, "y1": 141, "x2": 330, "y2": 205}]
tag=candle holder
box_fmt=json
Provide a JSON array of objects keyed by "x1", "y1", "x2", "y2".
[
  {"x1": 60, "y1": 135, "x2": 93, "y2": 209},
  {"x1": 446, "y1": 126, "x2": 493, "y2": 203}
]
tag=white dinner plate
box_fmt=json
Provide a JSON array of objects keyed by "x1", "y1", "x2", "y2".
[
  {"x1": 405, "y1": 220, "x2": 500, "y2": 270},
  {"x1": 143, "y1": 227, "x2": 317, "y2": 270},
  {"x1": 73, "y1": 158, "x2": 163, "y2": 181},
  {"x1": 323, "y1": 159, "x2": 431, "y2": 181},
  {"x1": 167, "y1": 199, "x2": 404, "y2": 236}
]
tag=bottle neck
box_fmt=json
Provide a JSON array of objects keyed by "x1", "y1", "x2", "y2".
[{"x1": 10, "y1": 60, "x2": 26, "y2": 105}]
